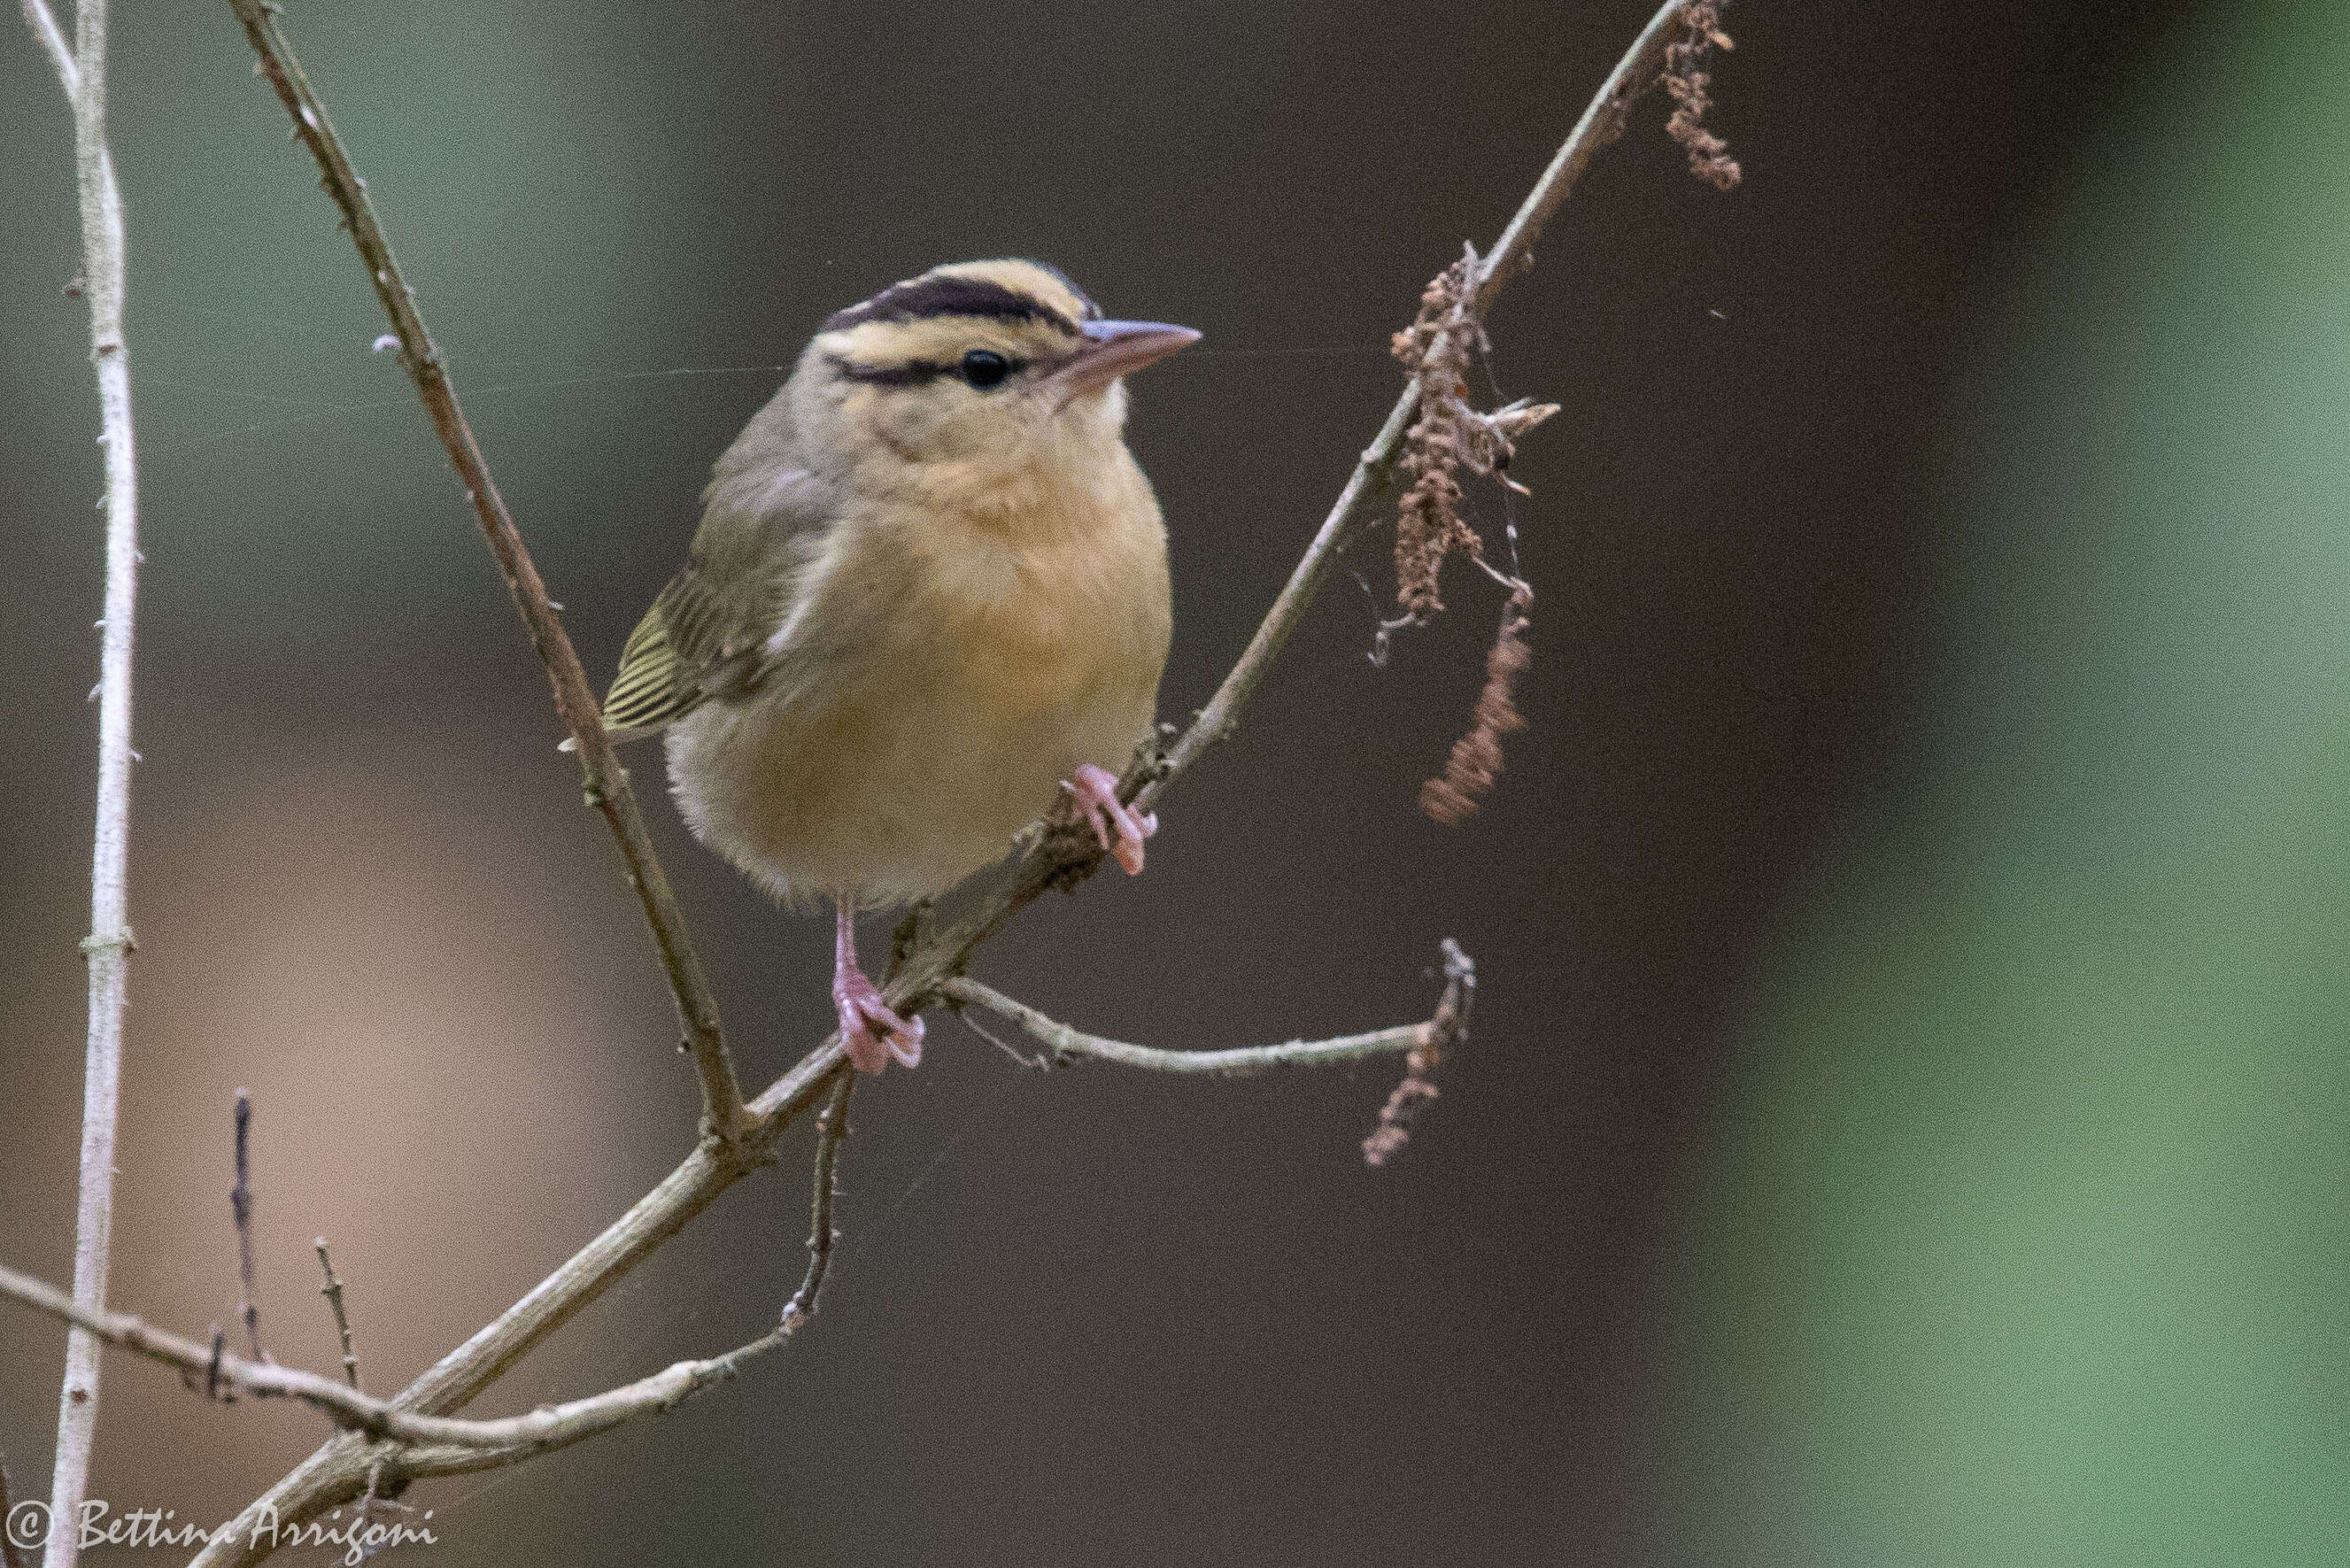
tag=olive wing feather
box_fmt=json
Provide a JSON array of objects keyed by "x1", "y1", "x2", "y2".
[{"x1": 598, "y1": 464, "x2": 832, "y2": 742}]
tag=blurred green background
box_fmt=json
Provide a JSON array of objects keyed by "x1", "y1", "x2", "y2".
[
  {"x1": 1666, "y1": 3, "x2": 2350, "y2": 1564},
  {"x1": 7, "y1": 0, "x2": 2342, "y2": 1564}
]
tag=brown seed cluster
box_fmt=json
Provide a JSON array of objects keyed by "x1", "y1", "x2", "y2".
[
  {"x1": 1395, "y1": 4, "x2": 1742, "y2": 828},
  {"x1": 1390, "y1": 251, "x2": 1488, "y2": 625},
  {"x1": 1363, "y1": 939, "x2": 1477, "y2": 1168},
  {"x1": 1388, "y1": 247, "x2": 1555, "y2": 827},
  {"x1": 1419, "y1": 581, "x2": 1534, "y2": 828},
  {"x1": 1665, "y1": 2, "x2": 1742, "y2": 190}
]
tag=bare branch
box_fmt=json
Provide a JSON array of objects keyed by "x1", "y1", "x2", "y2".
[
  {"x1": 0, "y1": 1258, "x2": 789, "y2": 1457},
  {"x1": 1477, "y1": 0, "x2": 1701, "y2": 313},
  {"x1": 22, "y1": 1, "x2": 146, "y2": 1562},
  {"x1": 939, "y1": 976, "x2": 1438, "y2": 1077},
  {"x1": 313, "y1": 1240, "x2": 361, "y2": 1392},
  {"x1": 781, "y1": 1071, "x2": 855, "y2": 1334},
  {"x1": 231, "y1": 1089, "x2": 263, "y2": 1362},
  {"x1": 189, "y1": 1, "x2": 1709, "y2": 1556},
  {"x1": 220, "y1": 0, "x2": 747, "y2": 1148}
]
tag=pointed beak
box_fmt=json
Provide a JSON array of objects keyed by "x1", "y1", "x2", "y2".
[{"x1": 1047, "y1": 319, "x2": 1201, "y2": 406}]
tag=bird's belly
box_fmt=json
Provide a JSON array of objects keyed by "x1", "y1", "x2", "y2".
[{"x1": 665, "y1": 640, "x2": 1155, "y2": 908}]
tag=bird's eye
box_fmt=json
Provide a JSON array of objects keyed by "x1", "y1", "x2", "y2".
[{"x1": 960, "y1": 349, "x2": 1012, "y2": 390}]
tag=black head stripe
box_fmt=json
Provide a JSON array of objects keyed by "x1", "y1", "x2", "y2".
[
  {"x1": 824, "y1": 352, "x2": 954, "y2": 387},
  {"x1": 823, "y1": 273, "x2": 1082, "y2": 336}
]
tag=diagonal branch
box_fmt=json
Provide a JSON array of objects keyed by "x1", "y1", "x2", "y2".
[
  {"x1": 222, "y1": 0, "x2": 746, "y2": 1147},
  {"x1": 1140, "y1": 0, "x2": 1698, "y2": 810},
  {"x1": 937, "y1": 971, "x2": 1449, "y2": 1077},
  {"x1": 186, "y1": 2, "x2": 1712, "y2": 1560},
  {"x1": 19, "y1": 0, "x2": 73, "y2": 94}
]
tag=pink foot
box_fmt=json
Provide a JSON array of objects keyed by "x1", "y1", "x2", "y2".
[
  {"x1": 834, "y1": 969, "x2": 923, "y2": 1074},
  {"x1": 833, "y1": 901, "x2": 923, "y2": 1074},
  {"x1": 1063, "y1": 763, "x2": 1158, "y2": 876}
]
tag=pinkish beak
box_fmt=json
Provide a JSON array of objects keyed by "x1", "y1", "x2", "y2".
[{"x1": 1047, "y1": 319, "x2": 1201, "y2": 407}]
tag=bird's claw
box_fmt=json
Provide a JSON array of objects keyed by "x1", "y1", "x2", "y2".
[
  {"x1": 834, "y1": 971, "x2": 923, "y2": 1075},
  {"x1": 1063, "y1": 763, "x2": 1157, "y2": 876}
]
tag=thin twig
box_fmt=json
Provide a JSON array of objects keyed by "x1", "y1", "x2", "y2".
[
  {"x1": 781, "y1": 1071, "x2": 855, "y2": 1334},
  {"x1": 957, "y1": 1007, "x2": 1046, "y2": 1069},
  {"x1": 938, "y1": 977, "x2": 1439, "y2": 1077},
  {"x1": 342, "y1": 1463, "x2": 392, "y2": 1568},
  {"x1": 187, "y1": 3, "x2": 1706, "y2": 1556},
  {"x1": 0, "y1": 1258, "x2": 788, "y2": 1456},
  {"x1": 314, "y1": 1240, "x2": 361, "y2": 1392},
  {"x1": 25, "y1": 1, "x2": 143, "y2": 1563},
  {"x1": 231, "y1": 1088, "x2": 264, "y2": 1362},
  {"x1": 221, "y1": 0, "x2": 747, "y2": 1148},
  {"x1": 19, "y1": 0, "x2": 72, "y2": 94}
]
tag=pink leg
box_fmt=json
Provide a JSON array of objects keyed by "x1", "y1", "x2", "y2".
[
  {"x1": 1063, "y1": 763, "x2": 1158, "y2": 877},
  {"x1": 832, "y1": 899, "x2": 923, "y2": 1074}
]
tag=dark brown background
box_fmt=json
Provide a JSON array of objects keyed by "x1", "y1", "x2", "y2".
[{"x1": 0, "y1": 1, "x2": 2184, "y2": 1561}]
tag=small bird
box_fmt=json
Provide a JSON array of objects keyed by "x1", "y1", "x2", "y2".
[{"x1": 598, "y1": 259, "x2": 1198, "y2": 1074}]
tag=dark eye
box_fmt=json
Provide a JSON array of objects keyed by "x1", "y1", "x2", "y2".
[{"x1": 960, "y1": 349, "x2": 1011, "y2": 389}]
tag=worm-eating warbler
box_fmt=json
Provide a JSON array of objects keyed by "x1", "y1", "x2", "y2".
[{"x1": 599, "y1": 259, "x2": 1198, "y2": 1073}]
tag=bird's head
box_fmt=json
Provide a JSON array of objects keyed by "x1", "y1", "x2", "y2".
[{"x1": 791, "y1": 259, "x2": 1198, "y2": 486}]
